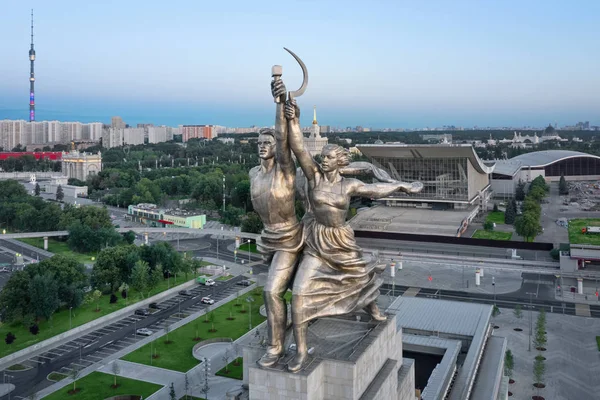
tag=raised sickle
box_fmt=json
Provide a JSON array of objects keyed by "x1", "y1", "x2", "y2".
[{"x1": 283, "y1": 47, "x2": 308, "y2": 101}]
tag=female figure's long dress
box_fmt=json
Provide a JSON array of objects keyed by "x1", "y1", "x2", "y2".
[{"x1": 292, "y1": 175, "x2": 384, "y2": 325}]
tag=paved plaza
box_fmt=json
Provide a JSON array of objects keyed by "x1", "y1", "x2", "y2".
[{"x1": 492, "y1": 307, "x2": 600, "y2": 399}]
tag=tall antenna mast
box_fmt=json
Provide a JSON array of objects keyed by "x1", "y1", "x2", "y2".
[{"x1": 29, "y1": 9, "x2": 36, "y2": 122}]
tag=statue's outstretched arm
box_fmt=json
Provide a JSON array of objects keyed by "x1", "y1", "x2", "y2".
[
  {"x1": 285, "y1": 100, "x2": 318, "y2": 182},
  {"x1": 272, "y1": 79, "x2": 294, "y2": 174},
  {"x1": 340, "y1": 162, "x2": 396, "y2": 183},
  {"x1": 349, "y1": 179, "x2": 423, "y2": 199}
]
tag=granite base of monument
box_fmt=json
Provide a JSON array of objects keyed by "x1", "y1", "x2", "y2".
[{"x1": 243, "y1": 313, "x2": 415, "y2": 400}]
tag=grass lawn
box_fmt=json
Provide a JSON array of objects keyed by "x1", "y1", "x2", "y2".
[
  {"x1": 568, "y1": 218, "x2": 600, "y2": 246},
  {"x1": 238, "y1": 243, "x2": 259, "y2": 253},
  {"x1": 121, "y1": 289, "x2": 265, "y2": 372},
  {"x1": 0, "y1": 275, "x2": 192, "y2": 359},
  {"x1": 216, "y1": 274, "x2": 233, "y2": 281},
  {"x1": 486, "y1": 211, "x2": 505, "y2": 224},
  {"x1": 472, "y1": 230, "x2": 512, "y2": 241},
  {"x1": 43, "y1": 371, "x2": 162, "y2": 400},
  {"x1": 47, "y1": 372, "x2": 68, "y2": 381},
  {"x1": 18, "y1": 237, "x2": 96, "y2": 265},
  {"x1": 6, "y1": 363, "x2": 29, "y2": 371},
  {"x1": 596, "y1": 336, "x2": 600, "y2": 351},
  {"x1": 216, "y1": 357, "x2": 243, "y2": 380}
]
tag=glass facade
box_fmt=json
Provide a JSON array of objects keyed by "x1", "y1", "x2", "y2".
[
  {"x1": 370, "y1": 156, "x2": 470, "y2": 201},
  {"x1": 544, "y1": 157, "x2": 600, "y2": 177}
]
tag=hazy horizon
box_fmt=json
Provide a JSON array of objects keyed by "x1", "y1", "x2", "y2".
[{"x1": 1, "y1": 0, "x2": 599, "y2": 128}]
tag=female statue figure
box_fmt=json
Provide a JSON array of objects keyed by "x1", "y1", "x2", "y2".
[{"x1": 285, "y1": 100, "x2": 423, "y2": 372}]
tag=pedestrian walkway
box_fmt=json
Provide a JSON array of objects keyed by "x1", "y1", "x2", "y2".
[
  {"x1": 403, "y1": 287, "x2": 421, "y2": 297},
  {"x1": 575, "y1": 303, "x2": 591, "y2": 317}
]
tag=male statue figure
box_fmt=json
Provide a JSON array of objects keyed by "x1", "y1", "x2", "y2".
[{"x1": 249, "y1": 78, "x2": 302, "y2": 367}]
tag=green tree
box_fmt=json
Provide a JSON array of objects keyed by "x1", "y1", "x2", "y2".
[
  {"x1": 522, "y1": 197, "x2": 541, "y2": 217},
  {"x1": 67, "y1": 222, "x2": 123, "y2": 253},
  {"x1": 530, "y1": 175, "x2": 549, "y2": 193},
  {"x1": 483, "y1": 221, "x2": 494, "y2": 231},
  {"x1": 34, "y1": 183, "x2": 40, "y2": 196},
  {"x1": 241, "y1": 211, "x2": 264, "y2": 234},
  {"x1": 559, "y1": 175, "x2": 569, "y2": 195},
  {"x1": 91, "y1": 245, "x2": 140, "y2": 292},
  {"x1": 28, "y1": 254, "x2": 88, "y2": 307},
  {"x1": 504, "y1": 199, "x2": 517, "y2": 224},
  {"x1": 148, "y1": 263, "x2": 163, "y2": 296},
  {"x1": 0, "y1": 270, "x2": 32, "y2": 322},
  {"x1": 504, "y1": 349, "x2": 514, "y2": 380},
  {"x1": 513, "y1": 305, "x2": 523, "y2": 319},
  {"x1": 111, "y1": 361, "x2": 121, "y2": 387},
  {"x1": 533, "y1": 355, "x2": 546, "y2": 393},
  {"x1": 231, "y1": 180, "x2": 252, "y2": 211},
  {"x1": 84, "y1": 289, "x2": 102, "y2": 312},
  {"x1": 528, "y1": 186, "x2": 546, "y2": 202},
  {"x1": 514, "y1": 212, "x2": 542, "y2": 242},
  {"x1": 123, "y1": 230, "x2": 136, "y2": 245},
  {"x1": 69, "y1": 367, "x2": 81, "y2": 393},
  {"x1": 55, "y1": 185, "x2": 64, "y2": 202},
  {"x1": 515, "y1": 180, "x2": 525, "y2": 201},
  {"x1": 29, "y1": 272, "x2": 60, "y2": 323},
  {"x1": 220, "y1": 205, "x2": 243, "y2": 226},
  {"x1": 131, "y1": 260, "x2": 150, "y2": 298}
]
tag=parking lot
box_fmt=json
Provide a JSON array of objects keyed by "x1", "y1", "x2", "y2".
[{"x1": 5, "y1": 275, "x2": 248, "y2": 399}]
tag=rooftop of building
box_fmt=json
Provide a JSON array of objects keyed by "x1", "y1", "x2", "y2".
[
  {"x1": 491, "y1": 150, "x2": 600, "y2": 176},
  {"x1": 357, "y1": 143, "x2": 495, "y2": 174},
  {"x1": 349, "y1": 205, "x2": 472, "y2": 237},
  {"x1": 388, "y1": 296, "x2": 496, "y2": 400}
]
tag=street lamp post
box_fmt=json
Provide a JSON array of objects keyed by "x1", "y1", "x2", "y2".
[
  {"x1": 201, "y1": 357, "x2": 211, "y2": 399},
  {"x1": 492, "y1": 277, "x2": 496, "y2": 305}
]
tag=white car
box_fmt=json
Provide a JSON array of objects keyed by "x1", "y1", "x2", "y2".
[
  {"x1": 201, "y1": 297, "x2": 215, "y2": 305},
  {"x1": 136, "y1": 328, "x2": 154, "y2": 336}
]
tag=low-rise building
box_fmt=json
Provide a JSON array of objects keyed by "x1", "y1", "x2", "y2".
[{"x1": 127, "y1": 203, "x2": 206, "y2": 229}]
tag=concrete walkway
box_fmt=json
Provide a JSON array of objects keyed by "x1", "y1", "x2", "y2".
[{"x1": 0, "y1": 384, "x2": 15, "y2": 397}]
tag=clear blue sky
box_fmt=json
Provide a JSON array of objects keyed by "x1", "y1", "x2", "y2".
[{"x1": 1, "y1": 0, "x2": 598, "y2": 128}]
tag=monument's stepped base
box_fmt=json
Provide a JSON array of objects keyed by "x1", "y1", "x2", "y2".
[{"x1": 243, "y1": 314, "x2": 415, "y2": 400}]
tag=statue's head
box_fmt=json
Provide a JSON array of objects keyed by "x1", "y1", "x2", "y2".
[
  {"x1": 257, "y1": 129, "x2": 276, "y2": 160},
  {"x1": 320, "y1": 144, "x2": 350, "y2": 172}
]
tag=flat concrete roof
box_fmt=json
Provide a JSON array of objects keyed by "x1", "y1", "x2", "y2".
[
  {"x1": 350, "y1": 205, "x2": 469, "y2": 237},
  {"x1": 470, "y1": 335, "x2": 507, "y2": 400},
  {"x1": 357, "y1": 144, "x2": 495, "y2": 175}
]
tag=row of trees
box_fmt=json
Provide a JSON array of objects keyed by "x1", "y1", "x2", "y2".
[
  {"x1": 514, "y1": 176, "x2": 548, "y2": 242},
  {"x1": 0, "y1": 241, "x2": 193, "y2": 330},
  {"x1": 90, "y1": 241, "x2": 200, "y2": 295}
]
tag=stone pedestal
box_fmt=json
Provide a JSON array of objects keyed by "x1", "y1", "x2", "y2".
[{"x1": 244, "y1": 314, "x2": 414, "y2": 400}]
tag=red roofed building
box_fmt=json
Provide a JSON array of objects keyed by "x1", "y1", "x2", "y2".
[{"x1": 0, "y1": 152, "x2": 63, "y2": 161}]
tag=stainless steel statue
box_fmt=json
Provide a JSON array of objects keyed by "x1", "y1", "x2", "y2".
[{"x1": 252, "y1": 48, "x2": 423, "y2": 373}]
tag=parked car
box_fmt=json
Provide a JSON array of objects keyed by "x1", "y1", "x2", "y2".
[
  {"x1": 201, "y1": 297, "x2": 215, "y2": 305},
  {"x1": 148, "y1": 302, "x2": 160, "y2": 309},
  {"x1": 136, "y1": 328, "x2": 153, "y2": 336},
  {"x1": 179, "y1": 289, "x2": 193, "y2": 296},
  {"x1": 236, "y1": 280, "x2": 252, "y2": 287},
  {"x1": 135, "y1": 308, "x2": 150, "y2": 316}
]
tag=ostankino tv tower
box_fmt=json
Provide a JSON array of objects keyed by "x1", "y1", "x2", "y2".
[{"x1": 29, "y1": 9, "x2": 36, "y2": 122}]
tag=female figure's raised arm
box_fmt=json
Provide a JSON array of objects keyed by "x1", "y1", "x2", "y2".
[
  {"x1": 285, "y1": 100, "x2": 318, "y2": 182},
  {"x1": 348, "y1": 179, "x2": 423, "y2": 199}
]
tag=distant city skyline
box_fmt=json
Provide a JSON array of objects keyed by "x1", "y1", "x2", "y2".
[{"x1": 1, "y1": 1, "x2": 599, "y2": 128}]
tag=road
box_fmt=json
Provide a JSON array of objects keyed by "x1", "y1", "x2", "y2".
[{"x1": 1, "y1": 275, "x2": 248, "y2": 400}]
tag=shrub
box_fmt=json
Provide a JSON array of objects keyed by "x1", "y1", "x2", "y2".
[
  {"x1": 110, "y1": 294, "x2": 118, "y2": 304},
  {"x1": 5, "y1": 332, "x2": 16, "y2": 344},
  {"x1": 483, "y1": 221, "x2": 494, "y2": 231},
  {"x1": 550, "y1": 248, "x2": 560, "y2": 260},
  {"x1": 493, "y1": 203, "x2": 499, "y2": 212},
  {"x1": 29, "y1": 324, "x2": 39, "y2": 335},
  {"x1": 121, "y1": 289, "x2": 128, "y2": 299}
]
